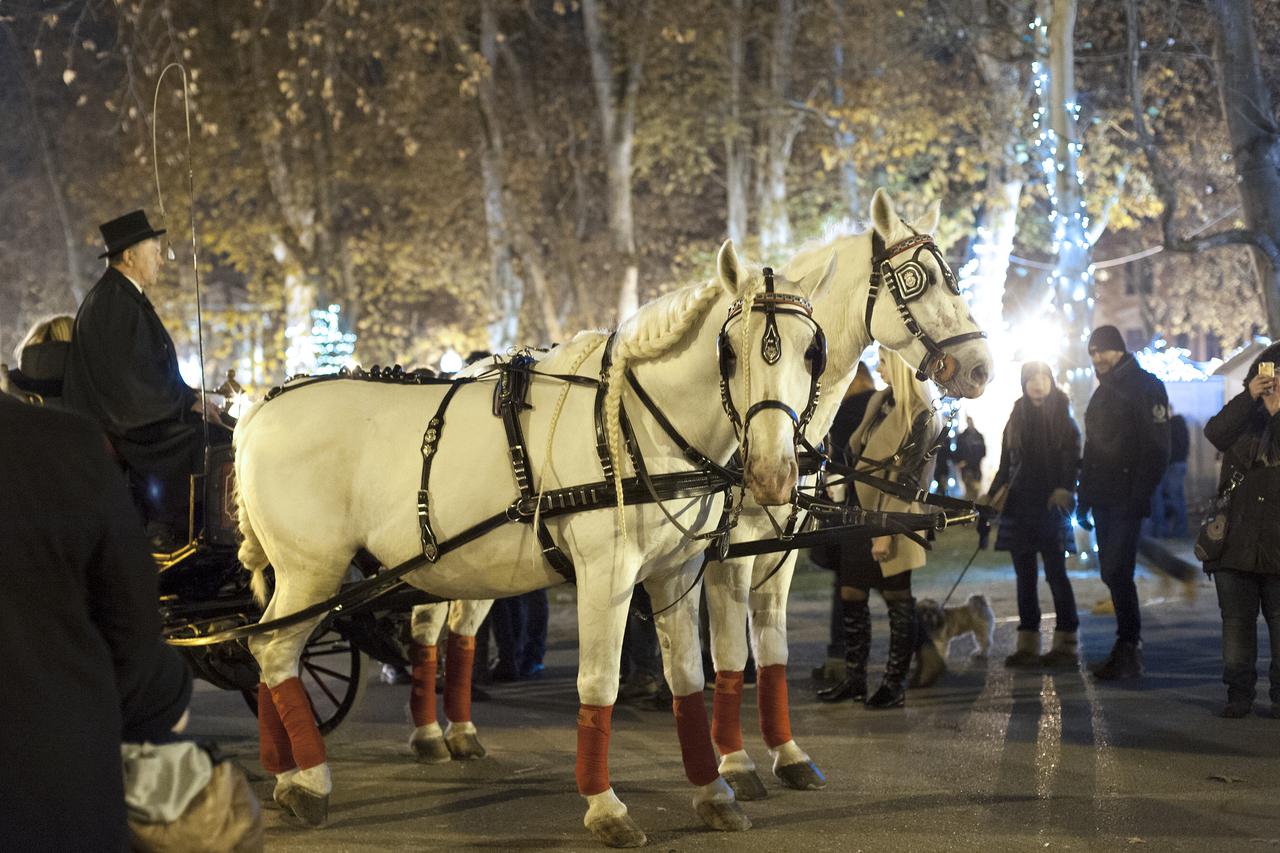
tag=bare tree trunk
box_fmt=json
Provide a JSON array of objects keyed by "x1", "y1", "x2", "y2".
[
  {"x1": 829, "y1": 0, "x2": 860, "y2": 220},
  {"x1": 1043, "y1": 0, "x2": 1093, "y2": 414},
  {"x1": 581, "y1": 0, "x2": 652, "y2": 322},
  {"x1": 723, "y1": 0, "x2": 749, "y2": 244},
  {"x1": 758, "y1": 0, "x2": 798, "y2": 253},
  {"x1": 1204, "y1": 0, "x2": 1280, "y2": 335},
  {"x1": 476, "y1": 0, "x2": 523, "y2": 350},
  {"x1": 2, "y1": 22, "x2": 83, "y2": 304}
]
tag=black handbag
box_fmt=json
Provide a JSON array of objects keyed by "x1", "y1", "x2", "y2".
[{"x1": 1195, "y1": 467, "x2": 1244, "y2": 562}]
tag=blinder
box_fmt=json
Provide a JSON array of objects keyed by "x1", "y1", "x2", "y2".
[
  {"x1": 716, "y1": 266, "x2": 827, "y2": 443},
  {"x1": 866, "y1": 231, "x2": 985, "y2": 386}
]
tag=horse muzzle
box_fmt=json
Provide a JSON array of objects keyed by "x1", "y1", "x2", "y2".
[{"x1": 744, "y1": 455, "x2": 799, "y2": 507}]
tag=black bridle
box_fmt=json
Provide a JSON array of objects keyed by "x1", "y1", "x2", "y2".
[
  {"x1": 716, "y1": 267, "x2": 827, "y2": 449},
  {"x1": 866, "y1": 230, "x2": 987, "y2": 384}
]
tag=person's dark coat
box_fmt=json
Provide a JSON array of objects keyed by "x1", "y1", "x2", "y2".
[
  {"x1": 1079, "y1": 352, "x2": 1171, "y2": 518},
  {"x1": 990, "y1": 390, "x2": 1080, "y2": 554},
  {"x1": 0, "y1": 396, "x2": 192, "y2": 851},
  {"x1": 1203, "y1": 389, "x2": 1280, "y2": 576},
  {"x1": 62, "y1": 267, "x2": 200, "y2": 476},
  {"x1": 8, "y1": 339, "x2": 69, "y2": 401}
]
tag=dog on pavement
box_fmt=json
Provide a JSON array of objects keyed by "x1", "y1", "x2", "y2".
[{"x1": 910, "y1": 594, "x2": 995, "y2": 688}]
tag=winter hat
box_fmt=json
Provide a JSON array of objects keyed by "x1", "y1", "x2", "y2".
[
  {"x1": 1087, "y1": 325, "x2": 1126, "y2": 353},
  {"x1": 1020, "y1": 360, "x2": 1053, "y2": 392}
]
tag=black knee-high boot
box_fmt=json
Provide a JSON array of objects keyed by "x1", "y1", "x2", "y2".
[
  {"x1": 866, "y1": 597, "x2": 916, "y2": 709},
  {"x1": 817, "y1": 599, "x2": 870, "y2": 702}
]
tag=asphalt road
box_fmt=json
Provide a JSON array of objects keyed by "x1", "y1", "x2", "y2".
[{"x1": 186, "y1": 531, "x2": 1280, "y2": 852}]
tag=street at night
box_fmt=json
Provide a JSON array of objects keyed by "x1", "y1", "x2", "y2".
[{"x1": 185, "y1": 539, "x2": 1280, "y2": 852}]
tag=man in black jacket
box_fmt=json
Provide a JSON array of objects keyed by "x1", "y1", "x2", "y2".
[
  {"x1": 0, "y1": 394, "x2": 191, "y2": 851},
  {"x1": 62, "y1": 211, "x2": 227, "y2": 550},
  {"x1": 1078, "y1": 325, "x2": 1171, "y2": 679}
]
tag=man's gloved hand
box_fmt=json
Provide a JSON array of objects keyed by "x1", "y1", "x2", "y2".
[
  {"x1": 1048, "y1": 488, "x2": 1075, "y2": 513},
  {"x1": 1075, "y1": 503, "x2": 1093, "y2": 530}
]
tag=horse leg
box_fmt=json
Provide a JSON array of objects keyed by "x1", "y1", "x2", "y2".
[
  {"x1": 647, "y1": 570, "x2": 750, "y2": 833},
  {"x1": 749, "y1": 553, "x2": 825, "y2": 791},
  {"x1": 575, "y1": 564, "x2": 646, "y2": 848},
  {"x1": 248, "y1": 564, "x2": 349, "y2": 827},
  {"x1": 442, "y1": 598, "x2": 494, "y2": 760},
  {"x1": 703, "y1": 557, "x2": 768, "y2": 801},
  {"x1": 406, "y1": 603, "x2": 450, "y2": 763}
]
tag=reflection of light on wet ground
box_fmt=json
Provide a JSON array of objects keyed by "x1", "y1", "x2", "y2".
[
  {"x1": 1035, "y1": 673, "x2": 1061, "y2": 800},
  {"x1": 1083, "y1": 661, "x2": 1122, "y2": 834}
]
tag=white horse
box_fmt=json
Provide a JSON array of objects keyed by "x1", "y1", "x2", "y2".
[
  {"x1": 398, "y1": 188, "x2": 994, "y2": 805},
  {"x1": 234, "y1": 241, "x2": 836, "y2": 846},
  {"x1": 698, "y1": 188, "x2": 992, "y2": 797}
]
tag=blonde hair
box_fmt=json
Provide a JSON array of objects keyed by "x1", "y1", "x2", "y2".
[
  {"x1": 877, "y1": 347, "x2": 937, "y2": 442},
  {"x1": 15, "y1": 315, "x2": 74, "y2": 363},
  {"x1": 603, "y1": 279, "x2": 748, "y2": 539}
]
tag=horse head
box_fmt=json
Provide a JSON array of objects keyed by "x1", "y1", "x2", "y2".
[
  {"x1": 715, "y1": 239, "x2": 836, "y2": 506},
  {"x1": 868, "y1": 187, "x2": 992, "y2": 399}
]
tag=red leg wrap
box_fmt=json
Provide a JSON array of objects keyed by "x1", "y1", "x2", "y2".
[
  {"x1": 575, "y1": 704, "x2": 614, "y2": 796},
  {"x1": 270, "y1": 676, "x2": 326, "y2": 770},
  {"x1": 711, "y1": 670, "x2": 745, "y2": 756},
  {"x1": 444, "y1": 634, "x2": 476, "y2": 723},
  {"x1": 672, "y1": 692, "x2": 721, "y2": 787},
  {"x1": 257, "y1": 682, "x2": 295, "y2": 774},
  {"x1": 409, "y1": 642, "x2": 438, "y2": 728},
  {"x1": 757, "y1": 664, "x2": 793, "y2": 748}
]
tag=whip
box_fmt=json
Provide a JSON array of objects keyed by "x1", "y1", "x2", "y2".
[{"x1": 151, "y1": 62, "x2": 210, "y2": 473}]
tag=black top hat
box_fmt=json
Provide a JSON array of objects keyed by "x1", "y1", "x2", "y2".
[{"x1": 98, "y1": 210, "x2": 166, "y2": 259}]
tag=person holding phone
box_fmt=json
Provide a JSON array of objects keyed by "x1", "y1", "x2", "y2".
[{"x1": 1202, "y1": 344, "x2": 1280, "y2": 717}]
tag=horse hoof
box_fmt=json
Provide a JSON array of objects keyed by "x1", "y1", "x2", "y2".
[
  {"x1": 695, "y1": 799, "x2": 751, "y2": 832},
  {"x1": 277, "y1": 786, "x2": 329, "y2": 827},
  {"x1": 446, "y1": 730, "x2": 487, "y2": 760},
  {"x1": 722, "y1": 769, "x2": 769, "y2": 801},
  {"x1": 586, "y1": 813, "x2": 647, "y2": 848},
  {"x1": 411, "y1": 735, "x2": 452, "y2": 765},
  {"x1": 774, "y1": 760, "x2": 827, "y2": 791}
]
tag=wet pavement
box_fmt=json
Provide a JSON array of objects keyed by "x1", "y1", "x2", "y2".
[{"x1": 186, "y1": 530, "x2": 1280, "y2": 852}]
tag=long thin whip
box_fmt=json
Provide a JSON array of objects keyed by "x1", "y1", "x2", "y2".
[{"x1": 152, "y1": 62, "x2": 209, "y2": 474}]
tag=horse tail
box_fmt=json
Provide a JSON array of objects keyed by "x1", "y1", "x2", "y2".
[{"x1": 232, "y1": 400, "x2": 271, "y2": 606}]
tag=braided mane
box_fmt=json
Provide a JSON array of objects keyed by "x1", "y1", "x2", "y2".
[{"x1": 602, "y1": 275, "x2": 764, "y2": 539}]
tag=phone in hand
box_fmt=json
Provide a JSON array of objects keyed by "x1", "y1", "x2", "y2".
[{"x1": 1260, "y1": 361, "x2": 1275, "y2": 379}]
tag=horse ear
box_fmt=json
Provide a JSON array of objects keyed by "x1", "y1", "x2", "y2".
[
  {"x1": 870, "y1": 187, "x2": 897, "y2": 238},
  {"x1": 913, "y1": 199, "x2": 942, "y2": 235},
  {"x1": 803, "y1": 250, "x2": 839, "y2": 301},
  {"x1": 717, "y1": 239, "x2": 744, "y2": 296}
]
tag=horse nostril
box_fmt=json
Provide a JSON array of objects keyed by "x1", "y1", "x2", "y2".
[{"x1": 970, "y1": 363, "x2": 989, "y2": 386}]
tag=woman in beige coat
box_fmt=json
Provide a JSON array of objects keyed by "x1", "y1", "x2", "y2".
[{"x1": 817, "y1": 349, "x2": 942, "y2": 709}]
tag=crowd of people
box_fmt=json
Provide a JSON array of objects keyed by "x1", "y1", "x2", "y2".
[{"x1": 6, "y1": 207, "x2": 1280, "y2": 848}]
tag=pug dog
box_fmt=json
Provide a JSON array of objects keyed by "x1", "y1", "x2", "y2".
[{"x1": 910, "y1": 594, "x2": 996, "y2": 688}]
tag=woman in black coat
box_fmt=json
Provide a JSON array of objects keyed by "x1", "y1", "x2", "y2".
[
  {"x1": 1202, "y1": 343, "x2": 1280, "y2": 718},
  {"x1": 987, "y1": 362, "x2": 1081, "y2": 668}
]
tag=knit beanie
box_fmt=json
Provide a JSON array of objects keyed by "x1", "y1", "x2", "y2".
[{"x1": 1087, "y1": 325, "x2": 1126, "y2": 353}]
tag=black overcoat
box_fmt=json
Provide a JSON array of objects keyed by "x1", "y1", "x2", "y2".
[
  {"x1": 0, "y1": 397, "x2": 191, "y2": 851},
  {"x1": 1079, "y1": 353, "x2": 1171, "y2": 518},
  {"x1": 1202, "y1": 390, "x2": 1280, "y2": 575},
  {"x1": 62, "y1": 267, "x2": 199, "y2": 475}
]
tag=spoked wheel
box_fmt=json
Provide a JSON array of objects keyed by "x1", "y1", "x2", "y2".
[{"x1": 242, "y1": 622, "x2": 370, "y2": 735}]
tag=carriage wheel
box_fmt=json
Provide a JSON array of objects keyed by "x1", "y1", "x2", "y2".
[{"x1": 242, "y1": 623, "x2": 370, "y2": 736}]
